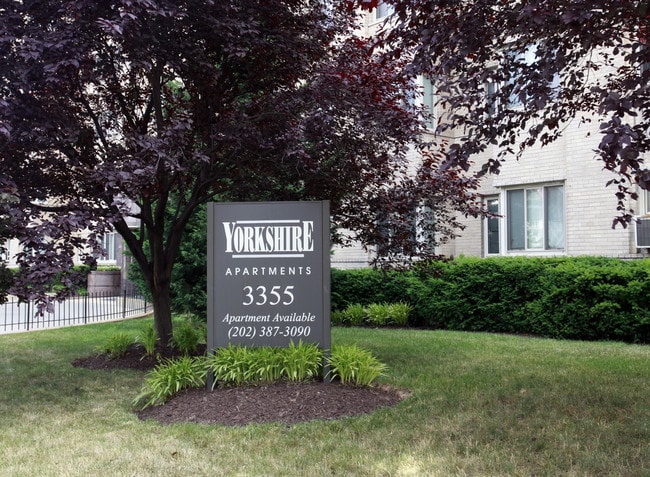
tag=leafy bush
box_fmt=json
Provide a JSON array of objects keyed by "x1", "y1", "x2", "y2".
[
  {"x1": 280, "y1": 341, "x2": 322, "y2": 382},
  {"x1": 331, "y1": 309, "x2": 346, "y2": 326},
  {"x1": 136, "y1": 343, "x2": 388, "y2": 408},
  {"x1": 0, "y1": 264, "x2": 12, "y2": 304},
  {"x1": 172, "y1": 319, "x2": 203, "y2": 356},
  {"x1": 248, "y1": 346, "x2": 285, "y2": 383},
  {"x1": 102, "y1": 333, "x2": 133, "y2": 359},
  {"x1": 207, "y1": 342, "x2": 324, "y2": 387},
  {"x1": 134, "y1": 356, "x2": 207, "y2": 409},
  {"x1": 388, "y1": 302, "x2": 413, "y2": 326},
  {"x1": 207, "y1": 345, "x2": 254, "y2": 387},
  {"x1": 366, "y1": 303, "x2": 391, "y2": 326},
  {"x1": 136, "y1": 323, "x2": 158, "y2": 358},
  {"x1": 343, "y1": 303, "x2": 367, "y2": 326},
  {"x1": 331, "y1": 257, "x2": 650, "y2": 343},
  {"x1": 327, "y1": 345, "x2": 387, "y2": 386},
  {"x1": 331, "y1": 268, "x2": 414, "y2": 311}
]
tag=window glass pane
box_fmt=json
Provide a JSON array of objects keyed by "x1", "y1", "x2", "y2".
[
  {"x1": 423, "y1": 76, "x2": 435, "y2": 129},
  {"x1": 101, "y1": 233, "x2": 116, "y2": 262},
  {"x1": 507, "y1": 190, "x2": 525, "y2": 250},
  {"x1": 376, "y1": 2, "x2": 393, "y2": 18},
  {"x1": 486, "y1": 79, "x2": 498, "y2": 116},
  {"x1": 545, "y1": 186, "x2": 564, "y2": 249},
  {"x1": 487, "y1": 198, "x2": 500, "y2": 254},
  {"x1": 526, "y1": 188, "x2": 544, "y2": 249}
]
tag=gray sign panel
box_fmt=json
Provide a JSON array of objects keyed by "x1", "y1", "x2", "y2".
[{"x1": 207, "y1": 201, "x2": 330, "y2": 350}]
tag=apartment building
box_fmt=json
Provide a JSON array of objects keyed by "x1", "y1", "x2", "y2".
[{"x1": 331, "y1": 3, "x2": 650, "y2": 268}]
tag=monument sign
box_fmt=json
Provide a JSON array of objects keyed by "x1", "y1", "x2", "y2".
[{"x1": 207, "y1": 201, "x2": 330, "y2": 350}]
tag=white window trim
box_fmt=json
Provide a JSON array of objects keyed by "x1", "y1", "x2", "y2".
[
  {"x1": 371, "y1": 1, "x2": 394, "y2": 24},
  {"x1": 421, "y1": 75, "x2": 437, "y2": 131},
  {"x1": 484, "y1": 183, "x2": 566, "y2": 257},
  {"x1": 97, "y1": 232, "x2": 118, "y2": 264},
  {"x1": 483, "y1": 195, "x2": 501, "y2": 256},
  {"x1": 503, "y1": 183, "x2": 566, "y2": 254}
]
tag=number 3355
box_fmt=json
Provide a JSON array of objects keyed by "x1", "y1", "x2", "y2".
[{"x1": 242, "y1": 285, "x2": 295, "y2": 306}]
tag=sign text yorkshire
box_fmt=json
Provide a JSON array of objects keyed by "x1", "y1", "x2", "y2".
[{"x1": 207, "y1": 201, "x2": 330, "y2": 349}]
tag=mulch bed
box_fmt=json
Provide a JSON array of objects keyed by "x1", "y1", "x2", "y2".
[{"x1": 72, "y1": 344, "x2": 409, "y2": 426}]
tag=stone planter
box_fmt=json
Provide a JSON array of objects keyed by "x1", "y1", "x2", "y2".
[{"x1": 87, "y1": 270, "x2": 121, "y2": 295}]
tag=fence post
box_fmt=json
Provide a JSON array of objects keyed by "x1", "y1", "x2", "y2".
[
  {"x1": 84, "y1": 293, "x2": 88, "y2": 325},
  {"x1": 122, "y1": 289, "x2": 127, "y2": 319},
  {"x1": 26, "y1": 300, "x2": 30, "y2": 331}
]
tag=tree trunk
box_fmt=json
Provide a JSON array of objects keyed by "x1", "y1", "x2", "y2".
[{"x1": 151, "y1": 281, "x2": 173, "y2": 347}]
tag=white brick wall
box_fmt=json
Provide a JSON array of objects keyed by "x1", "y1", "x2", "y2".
[{"x1": 322, "y1": 14, "x2": 647, "y2": 267}]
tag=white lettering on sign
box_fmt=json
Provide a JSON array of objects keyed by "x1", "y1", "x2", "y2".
[{"x1": 223, "y1": 220, "x2": 314, "y2": 258}]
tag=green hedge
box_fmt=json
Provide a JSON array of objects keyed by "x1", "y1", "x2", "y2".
[
  {"x1": 0, "y1": 264, "x2": 11, "y2": 303},
  {"x1": 331, "y1": 257, "x2": 650, "y2": 343}
]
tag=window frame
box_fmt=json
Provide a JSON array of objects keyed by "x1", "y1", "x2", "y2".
[
  {"x1": 483, "y1": 196, "x2": 501, "y2": 256},
  {"x1": 422, "y1": 75, "x2": 437, "y2": 131},
  {"x1": 98, "y1": 231, "x2": 118, "y2": 264},
  {"x1": 505, "y1": 183, "x2": 565, "y2": 252},
  {"x1": 373, "y1": 1, "x2": 394, "y2": 21}
]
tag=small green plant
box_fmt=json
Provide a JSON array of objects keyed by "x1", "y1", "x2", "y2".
[
  {"x1": 281, "y1": 341, "x2": 323, "y2": 382},
  {"x1": 102, "y1": 332, "x2": 133, "y2": 359},
  {"x1": 172, "y1": 320, "x2": 202, "y2": 355},
  {"x1": 206, "y1": 345, "x2": 253, "y2": 387},
  {"x1": 327, "y1": 344, "x2": 387, "y2": 386},
  {"x1": 388, "y1": 302, "x2": 412, "y2": 326},
  {"x1": 331, "y1": 309, "x2": 346, "y2": 326},
  {"x1": 207, "y1": 342, "x2": 324, "y2": 387},
  {"x1": 247, "y1": 346, "x2": 285, "y2": 383},
  {"x1": 134, "y1": 356, "x2": 207, "y2": 409},
  {"x1": 343, "y1": 303, "x2": 367, "y2": 326},
  {"x1": 136, "y1": 323, "x2": 158, "y2": 358},
  {"x1": 96, "y1": 265, "x2": 121, "y2": 271},
  {"x1": 365, "y1": 303, "x2": 391, "y2": 326}
]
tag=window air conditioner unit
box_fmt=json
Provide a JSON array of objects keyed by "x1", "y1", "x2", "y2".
[{"x1": 635, "y1": 217, "x2": 650, "y2": 248}]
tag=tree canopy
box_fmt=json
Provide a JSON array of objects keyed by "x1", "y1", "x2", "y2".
[
  {"x1": 0, "y1": 0, "x2": 483, "y2": 342},
  {"x1": 355, "y1": 0, "x2": 649, "y2": 225}
]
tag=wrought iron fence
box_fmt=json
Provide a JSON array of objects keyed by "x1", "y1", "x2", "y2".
[{"x1": 0, "y1": 289, "x2": 152, "y2": 334}]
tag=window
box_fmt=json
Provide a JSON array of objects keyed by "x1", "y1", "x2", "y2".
[
  {"x1": 507, "y1": 185, "x2": 564, "y2": 251},
  {"x1": 1, "y1": 239, "x2": 9, "y2": 263},
  {"x1": 99, "y1": 232, "x2": 117, "y2": 263},
  {"x1": 376, "y1": 204, "x2": 435, "y2": 258},
  {"x1": 484, "y1": 196, "x2": 500, "y2": 255},
  {"x1": 422, "y1": 76, "x2": 437, "y2": 130},
  {"x1": 642, "y1": 188, "x2": 650, "y2": 216},
  {"x1": 374, "y1": 1, "x2": 393, "y2": 20},
  {"x1": 486, "y1": 44, "x2": 560, "y2": 114}
]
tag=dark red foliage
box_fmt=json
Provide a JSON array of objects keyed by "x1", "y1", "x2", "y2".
[
  {"x1": 353, "y1": 0, "x2": 650, "y2": 226},
  {"x1": 0, "y1": 1, "x2": 481, "y2": 338}
]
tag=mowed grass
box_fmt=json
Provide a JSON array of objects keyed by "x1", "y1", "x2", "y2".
[{"x1": 0, "y1": 318, "x2": 648, "y2": 476}]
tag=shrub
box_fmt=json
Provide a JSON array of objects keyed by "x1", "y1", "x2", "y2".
[
  {"x1": 331, "y1": 257, "x2": 650, "y2": 343},
  {"x1": 102, "y1": 333, "x2": 133, "y2": 359},
  {"x1": 327, "y1": 345, "x2": 387, "y2": 386},
  {"x1": 136, "y1": 323, "x2": 158, "y2": 358},
  {"x1": 207, "y1": 342, "x2": 324, "y2": 387},
  {"x1": 0, "y1": 264, "x2": 12, "y2": 304},
  {"x1": 388, "y1": 302, "x2": 413, "y2": 326},
  {"x1": 172, "y1": 319, "x2": 203, "y2": 356},
  {"x1": 343, "y1": 303, "x2": 367, "y2": 326},
  {"x1": 206, "y1": 345, "x2": 253, "y2": 387},
  {"x1": 134, "y1": 356, "x2": 207, "y2": 409},
  {"x1": 331, "y1": 309, "x2": 346, "y2": 326},
  {"x1": 280, "y1": 341, "x2": 322, "y2": 382},
  {"x1": 247, "y1": 347, "x2": 285, "y2": 383},
  {"x1": 366, "y1": 303, "x2": 391, "y2": 326}
]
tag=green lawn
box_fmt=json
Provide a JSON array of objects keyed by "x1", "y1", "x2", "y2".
[{"x1": 1, "y1": 318, "x2": 648, "y2": 476}]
